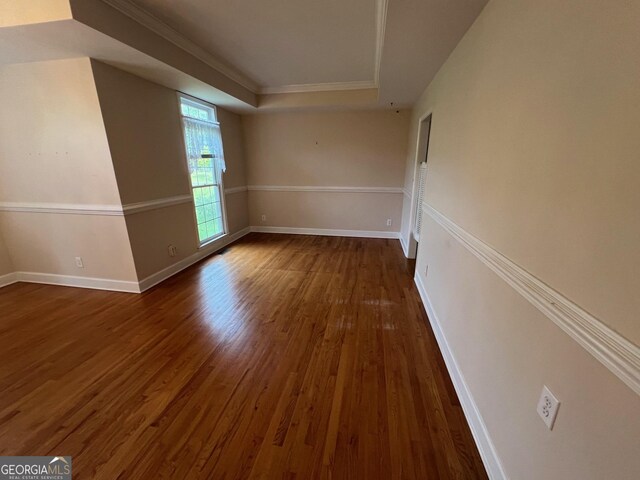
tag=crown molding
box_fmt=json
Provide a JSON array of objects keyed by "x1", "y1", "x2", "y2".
[
  {"x1": 99, "y1": 0, "x2": 389, "y2": 98},
  {"x1": 259, "y1": 81, "x2": 377, "y2": 95},
  {"x1": 374, "y1": 0, "x2": 389, "y2": 87},
  {"x1": 99, "y1": 0, "x2": 260, "y2": 92},
  {"x1": 423, "y1": 203, "x2": 640, "y2": 396}
]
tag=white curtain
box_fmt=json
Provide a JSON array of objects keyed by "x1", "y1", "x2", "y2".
[{"x1": 183, "y1": 117, "x2": 226, "y2": 173}]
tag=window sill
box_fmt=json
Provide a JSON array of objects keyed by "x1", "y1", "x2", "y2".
[{"x1": 198, "y1": 232, "x2": 227, "y2": 250}]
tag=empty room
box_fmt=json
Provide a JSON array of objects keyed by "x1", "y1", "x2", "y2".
[{"x1": 0, "y1": 1, "x2": 638, "y2": 479}]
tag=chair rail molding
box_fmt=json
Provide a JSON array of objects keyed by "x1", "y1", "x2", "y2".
[
  {"x1": 247, "y1": 185, "x2": 403, "y2": 194},
  {"x1": 423, "y1": 203, "x2": 640, "y2": 396},
  {"x1": 225, "y1": 186, "x2": 248, "y2": 195},
  {"x1": 0, "y1": 201, "x2": 124, "y2": 216},
  {"x1": 0, "y1": 195, "x2": 193, "y2": 216},
  {"x1": 122, "y1": 195, "x2": 193, "y2": 215}
]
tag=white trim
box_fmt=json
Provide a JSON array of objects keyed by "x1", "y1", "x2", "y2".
[
  {"x1": 100, "y1": 0, "x2": 389, "y2": 98},
  {"x1": 374, "y1": 0, "x2": 389, "y2": 87},
  {"x1": 1, "y1": 228, "x2": 252, "y2": 294},
  {"x1": 251, "y1": 226, "x2": 398, "y2": 239},
  {"x1": 402, "y1": 188, "x2": 411, "y2": 199},
  {"x1": 122, "y1": 195, "x2": 193, "y2": 215},
  {"x1": 399, "y1": 234, "x2": 409, "y2": 257},
  {"x1": 0, "y1": 272, "x2": 18, "y2": 288},
  {"x1": 0, "y1": 201, "x2": 123, "y2": 216},
  {"x1": 138, "y1": 227, "x2": 251, "y2": 292},
  {"x1": 247, "y1": 185, "x2": 403, "y2": 194},
  {"x1": 424, "y1": 203, "x2": 640, "y2": 396},
  {"x1": 14, "y1": 272, "x2": 140, "y2": 293},
  {"x1": 260, "y1": 81, "x2": 377, "y2": 95},
  {"x1": 100, "y1": 0, "x2": 259, "y2": 92},
  {"x1": 225, "y1": 186, "x2": 248, "y2": 195},
  {"x1": 414, "y1": 272, "x2": 507, "y2": 480},
  {"x1": 409, "y1": 111, "x2": 433, "y2": 239},
  {"x1": 0, "y1": 196, "x2": 193, "y2": 216}
]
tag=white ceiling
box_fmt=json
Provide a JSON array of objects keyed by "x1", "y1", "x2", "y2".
[
  {"x1": 0, "y1": 0, "x2": 488, "y2": 109},
  {"x1": 130, "y1": 0, "x2": 379, "y2": 90},
  {"x1": 0, "y1": 20, "x2": 254, "y2": 111},
  {"x1": 126, "y1": 0, "x2": 488, "y2": 105},
  {"x1": 379, "y1": 0, "x2": 488, "y2": 106}
]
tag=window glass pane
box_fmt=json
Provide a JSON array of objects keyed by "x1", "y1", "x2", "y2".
[
  {"x1": 193, "y1": 188, "x2": 203, "y2": 206},
  {"x1": 195, "y1": 205, "x2": 205, "y2": 224},
  {"x1": 214, "y1": 217, "x2": 223, "y2": 234},
  {"x1": 213, "y1": 201, "x2": 222, "y2": 219},
  {"x1": 198, "y1": 223, "x2": 208, "y2": 241},
  {"x1": 205, "y1": 221, "x2": 215, "y2": 239},
  {"x1": 203, "y1": 203, "x2": 214, "y2": 222},
  {"x1": 181, "y1": 96, "x2": 224, "y2": 243}
]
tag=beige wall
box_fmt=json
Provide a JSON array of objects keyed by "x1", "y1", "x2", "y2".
[
  {"x1": 0, "y1": 59, "x2": 121, "y2": 205},
  {"x1": 406, "y1": 0, "x2": 640, "y2": 478},
  {"x1": 0, "y1": 58, "x2": 136, "y2": 282},
  {"x1": 248, "y1": 190, "x2": 403, "y2": 233},
  {"x1": 0, "y1": 212, "x2": 136, "y2": 280},
  {"x1": 243, "y1": 110, "x2": 410, "y2": 232},
  {"x1": 91, "y1": 60, "x2": 250, "y2": 280},
  {"x1": 0, "y1": 0, "x2": 72, "y2": 27},
  {"x1": 91, "y1": 60, "x2": 191, "y2": 205},
  {"x1": 0, "y1": 230, "x2": 13, "y2": 276}
]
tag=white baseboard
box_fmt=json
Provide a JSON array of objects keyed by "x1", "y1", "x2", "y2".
[
  {"x1": 414, "y1": 272, "x2": 507, "y2": 480},
  {"x1": 250, "y1": 225, "x2": 399, "y2": 239},
  {"x1": 138, "y1": 226, "x2": 251, "y2": 292},
  {"x1": 2, "y1": 226, "x2": 398, "y2": 294},
  {"x1": 15, "y1": 271, "x2": 140, "y2": 293},
  {"x1": 399, "y1": 234, "x2": 409, "y2": 257},
  {"x1": 0, "y1": 272, "x2": 18, "y2": 288},
  {"x1": 424, "y1": 203, "x2": 640, "y2": 396},
  {"x1": 0, "y1": 227, "x2": 252, "y2": 294}
]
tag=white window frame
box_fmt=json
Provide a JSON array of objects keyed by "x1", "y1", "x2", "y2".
[{"x1": 178, "y1": 93, "x2": 228, "y2": 248}]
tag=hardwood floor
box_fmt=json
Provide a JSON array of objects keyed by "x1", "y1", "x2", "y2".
[{"x1": 0, "y1": 233, "x2": 487, "y2": 479}]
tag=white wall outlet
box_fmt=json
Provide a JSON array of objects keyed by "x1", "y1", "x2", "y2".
[
  {"x1": 261, "y1": 214, "x2": 267, "y2": 222},
  {"x1": 386, "y1": 218, "x2": 392, "y2": 226},
  {"x1": 168, "y1": 245, "x2": 177, "y2": 257},
  {"x1": 75, "y1": 256, "x2": 84, "y2": 268},
  {"x1": 537, "y1": 385, "x2": 560, "y2": 430}
]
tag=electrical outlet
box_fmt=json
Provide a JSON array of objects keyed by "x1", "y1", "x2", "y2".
[
  {"x1": 168, "y1": 245, "x2": 177, "y2": 257},
  {"x1": 537, "y1": 385, "x2": 560, "y2": 430},
  {"x1": 386, "y1": 218, "x2": 392, "y2": 226},
  {"x1": 261, "y1": 214, "x2": 267, "y2": 222},
  {"x1": 75, "y1": 256, "x2": 84, "y2": 268}
]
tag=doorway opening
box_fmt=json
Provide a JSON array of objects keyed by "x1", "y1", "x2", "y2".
[{"x1": 407, "y1": 113, "x2": 432, "y2": 260}]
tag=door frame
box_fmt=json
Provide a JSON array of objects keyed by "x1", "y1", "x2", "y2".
[{"x1": 406, "y1": 110, "x2": 433, "y2": 259}]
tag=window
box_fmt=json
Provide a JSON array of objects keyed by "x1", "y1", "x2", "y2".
[{"x1": 179, "y1": 95, "x2": 227, "y2": 245}]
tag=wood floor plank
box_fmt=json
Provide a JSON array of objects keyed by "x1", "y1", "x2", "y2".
[{"x1": 0, "y1": 233, "x2": 488, "y2": 479}]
